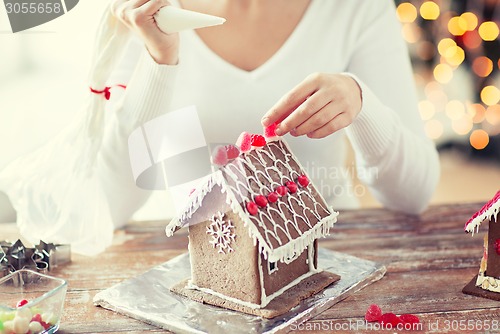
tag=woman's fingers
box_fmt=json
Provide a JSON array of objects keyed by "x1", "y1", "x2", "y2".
[
  {"x1": 111, "y1": 0, "x2": 179, "y2": 64},
  {"x1": 307, "y1": 113, "x2": 352, "y2": 139},
  {"x1": 279, "y1": 89, "x2": 332, "y2": 136},
  {"x1": 261, "y1": 73, "x2": 320, "y2": 129},
  {"x1": 112, "y1": 0, "x2": 168, "y2": 27},
  {"x1": 291, "y1": 101, "x2": 336, "y2": 136},
  {"x1": 263, "y1": 73, "x2": 362, "y2": 139},
  {"x1": 133, "y1": 0, "x2": 170, "y2": 21}
]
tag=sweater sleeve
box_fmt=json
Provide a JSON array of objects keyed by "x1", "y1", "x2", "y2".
[
  {"x1": 97, "y1": 36, "x2": 178, "y2": 227},
  {"x1": 344, "y1": 0, "x2": 440, "y2": 214}
]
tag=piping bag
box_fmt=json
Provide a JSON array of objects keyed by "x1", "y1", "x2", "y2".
[
  {"x1": 155, "y1": 6, "x2": 225, "y2": 34},
  {"x1": 0, "y1": 5, "x2": 225, "y2": 255}
]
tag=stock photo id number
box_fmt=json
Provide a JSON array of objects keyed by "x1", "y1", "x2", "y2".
[{"x1": 2, "y1": 0, "x2": 79, "y2": 32}]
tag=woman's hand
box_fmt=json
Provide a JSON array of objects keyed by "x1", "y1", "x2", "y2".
[
  {"x1": 261, "y1": 73, "x2": 362, "y2": 139},
  {"x1": 112, "y1": 0, "x2": 179, "y2": 65}
]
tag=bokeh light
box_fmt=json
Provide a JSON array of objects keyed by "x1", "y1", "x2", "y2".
[
  {"x1": 419, "y1": 100, "x2": 436, "y2": 120},
  {"x1": 444, "y1": 45, "x2": 465, "y2": 66},
  {"x1": 452, "y1": 117, "x2": 473, "y2": 135},
  {"x1": 397, "y1": 3, "x2": 418, "y2": 23},
  {"x1": 472, "y1": 57, "x2": 493, "y2": 77},
  {"x1": 425, "y1": 81, "x2": 448, "y2": 108},
  {"x1": 480, "y1": 86, "x2": 500, "y2": 106},
  {"x1": 425, "y1": 119, "x2": 444, "y2": 139},
  {"x1": 433, "y1": 63, "x2": 453, "y2": 83},
  {"x1": 437, "y1": 38, "x2": 457, "y2": 57},
  {"x1": 468, "y1": 103, "x2": 487, "y2": 123},
  {"x1": 462, "y1": 30, "x2": 482, "y2": 49},
  {"x1": 420, "y1": 1, "x2": 440, "y2": 20},
  {"x1": 397, "y1": 1, "x2": 498, "y2": 151},
  {"x1": 485, "y1": 105, "x2": 500, "y2": 125},
  {"x1": 402, "y1": 23, "x2": 421, "y2": 43},
  {"x1": 460, "y1": 12, "x2": 478, "y2": 31},
  {"x1": 478, "y1": 21, "x2": 500, "y2": 41},
  {"x1": 469, "y1": 129, "x2": 490, "y2": 150},
  {"x1": 445, "y1": 100, "x2": 465, "y2": 120},
  {"x1": 448, "y1": 16, "x2": 467, "y2": 36}
]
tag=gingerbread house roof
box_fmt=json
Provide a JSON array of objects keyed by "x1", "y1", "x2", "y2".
[
  {"x1": 166, "y1": 137, "x2": 338, "y2": 262},
  {"x1": 465, "y1": 190, "x2": 500, "y2": 234}
]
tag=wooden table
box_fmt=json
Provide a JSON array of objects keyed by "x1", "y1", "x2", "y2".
[{"x1": 2, "y1": 202, "x2": 499, "y2": 333}]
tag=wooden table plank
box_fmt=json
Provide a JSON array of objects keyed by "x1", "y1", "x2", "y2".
[{"x1": 2, "y1": 202, "x2": 498, "y2": 333}]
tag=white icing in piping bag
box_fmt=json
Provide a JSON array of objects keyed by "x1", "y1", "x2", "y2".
[{"x1": 154, "y1": 6, "x2": 226, "y2": 34}]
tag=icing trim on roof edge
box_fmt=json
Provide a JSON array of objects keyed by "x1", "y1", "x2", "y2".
[
  {"x1": 465, "y1": 192, "x2": 500, "y2": 234},
  {"x1": 165, "y1": 167, "x2": 339, "y2": 262}
]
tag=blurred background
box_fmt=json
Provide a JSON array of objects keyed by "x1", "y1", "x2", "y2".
[{"x1": 0, "y1": 0, "x2": 499, "y2": 223}]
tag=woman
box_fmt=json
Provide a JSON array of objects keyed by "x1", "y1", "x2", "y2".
[{"x1": 100, "y1": 0, "x2": 439, "y2": 226}]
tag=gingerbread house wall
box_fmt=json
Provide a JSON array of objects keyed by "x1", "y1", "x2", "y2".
[
  {"x1": 188, "y1": 211, "x2": 262, "y2": 305},
  {"x1": 486, "y1": 219, "x2": 500, "y2": 278},
  {"x1": 260, "y1": 241, "x2": 316, "y2": 298}
]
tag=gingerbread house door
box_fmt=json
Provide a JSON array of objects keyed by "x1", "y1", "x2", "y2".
[{"x1": 487, "y1": 220, "x2": 500, "y2": 278}]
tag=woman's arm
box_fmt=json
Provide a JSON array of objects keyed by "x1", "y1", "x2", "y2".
[
  {"x1": 343, "y1": 0, "x2": 440, "y2": 214},
  {"x1": 263, "y1": 0, "x2": 439, "y2": 214}
]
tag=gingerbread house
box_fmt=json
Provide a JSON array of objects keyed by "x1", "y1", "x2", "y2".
[
  {"x1": 165, "y1": 130, "x2": 339, "y2": 317},
  {"x1": 463, "y1": 190, "x2": 500, "y2": 299}
]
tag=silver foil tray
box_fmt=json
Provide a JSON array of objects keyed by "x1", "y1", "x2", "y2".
[{"x1": 94, "y1": 248, "x2": 386, "y2": 333}]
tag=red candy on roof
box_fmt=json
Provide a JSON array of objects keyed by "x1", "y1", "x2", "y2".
[
  {"x1": 276, "y1": 185, "x2": 288, "y2": 196},
  {"x1": 297, "y1": 174, "x2": 310, "y2": 187},
  {"x1": 225, "y1": 144, "x2": 240, "y2": 160},
  {"x1": 286, "y1": 181, "x2": 298, "y2": 194},
  {"x1": 264, "y1": 122, "x2": 279, "y2": 138},
  {"x1": 246, "y1": 202, "x2": 258, "y2": 215},
  {"x1": 250, "y1": 134, "x2": 266, "y2": 147},
  {"x1": 268, "y1": 192, "x2": 279, "y2": 203},
  {"x1": 255, "y1": 195, "x2": 268, "y2": 208},
  {"x1": 236, "y1": 132, "x2": 253, "y2": 153},
  {"x1": 211, "y1": 146, "x2": 228, "y2": 166}
]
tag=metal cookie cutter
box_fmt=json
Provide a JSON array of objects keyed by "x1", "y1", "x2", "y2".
[{"x1": 0, "y1": 239, "x2": 71, "y2": 278}]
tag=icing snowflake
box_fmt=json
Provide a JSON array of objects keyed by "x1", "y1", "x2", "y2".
[{"x1": 206, "y1": 212, "x2": 236, "y2": 254}]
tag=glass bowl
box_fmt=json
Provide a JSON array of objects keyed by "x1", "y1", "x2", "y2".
[{"x1": 0, "y1": 270, "x2": 67, "y2": 334}]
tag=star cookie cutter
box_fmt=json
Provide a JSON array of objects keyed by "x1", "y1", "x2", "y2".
[{"x1": 0, "y1": 239, "x2": 71, "y2": 278}]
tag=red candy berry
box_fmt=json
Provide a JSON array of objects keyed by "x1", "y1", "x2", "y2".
[
  {"x1": 225, "y1": 144, "x2": 240, "y2": 160},
  {"x1": 246, "y1": 202, "x2": 259, "y2": 215},
  {"x1": 250, "y1": 134, "x2": 266, "y2": 147},
  {"x1": 255, "y1": 195, "x2": 268, "y2": 208},
  {"x1": 364, "y1": 304, "x2": 382, "y2": 322},
  {"x1": 31, "y1": 314, "x2": 42, "y2": 323},
  {"x1": 379, "y1": 313, "x2": 402, "y2": 328},
  {"x1": 264, "y1": 123, "x2": 279, "y2": 138},
  {"x1": 41, "y1": 321, "x2": 51, "y2": 330},
  {"x1": 268, "y1": 192, "x2": 279, "y2": 203},
  {"x1": 211, "y1": 146, "x2": 228, "y2": 166},
  {"x1": 236, "y1": 132, "x2": 252, "y2": 153},
  {"x1": 286, "y1": 181, "x2": 298, "y2": 193},
  {"x1": 16, "y1": 299, "x2": 28, "y2": 308},
  {"x1": 399, "y1": 314, "x2": 420, "y2": 325},
  {"x1": 276, "y1": 185, "x2": 288, "y2": 196},
  {"x1": 297, "y1": 174, "x2": 309, "y2": 187}
]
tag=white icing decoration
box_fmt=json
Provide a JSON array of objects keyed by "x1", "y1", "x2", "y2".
[
  {"x1": 206, "y1": 212, "x2": 236, "y2": 254},
  {"x1": 267, "y1": 260, "x2": 279, "y2": 275},
  {"x1": 466, "y1": 197, "x2": 500, "y2": 235},
  {"x1": 476, "y1": 273, "x2": 500, "y2": 293},
  {"x1": 186, "y1": 281, "x2": 263, "y2": 309}
]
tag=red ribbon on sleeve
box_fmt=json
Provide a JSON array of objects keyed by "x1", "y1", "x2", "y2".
[{"x1": 89, "y1": 84, "x2": 126, "y2": 100}]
